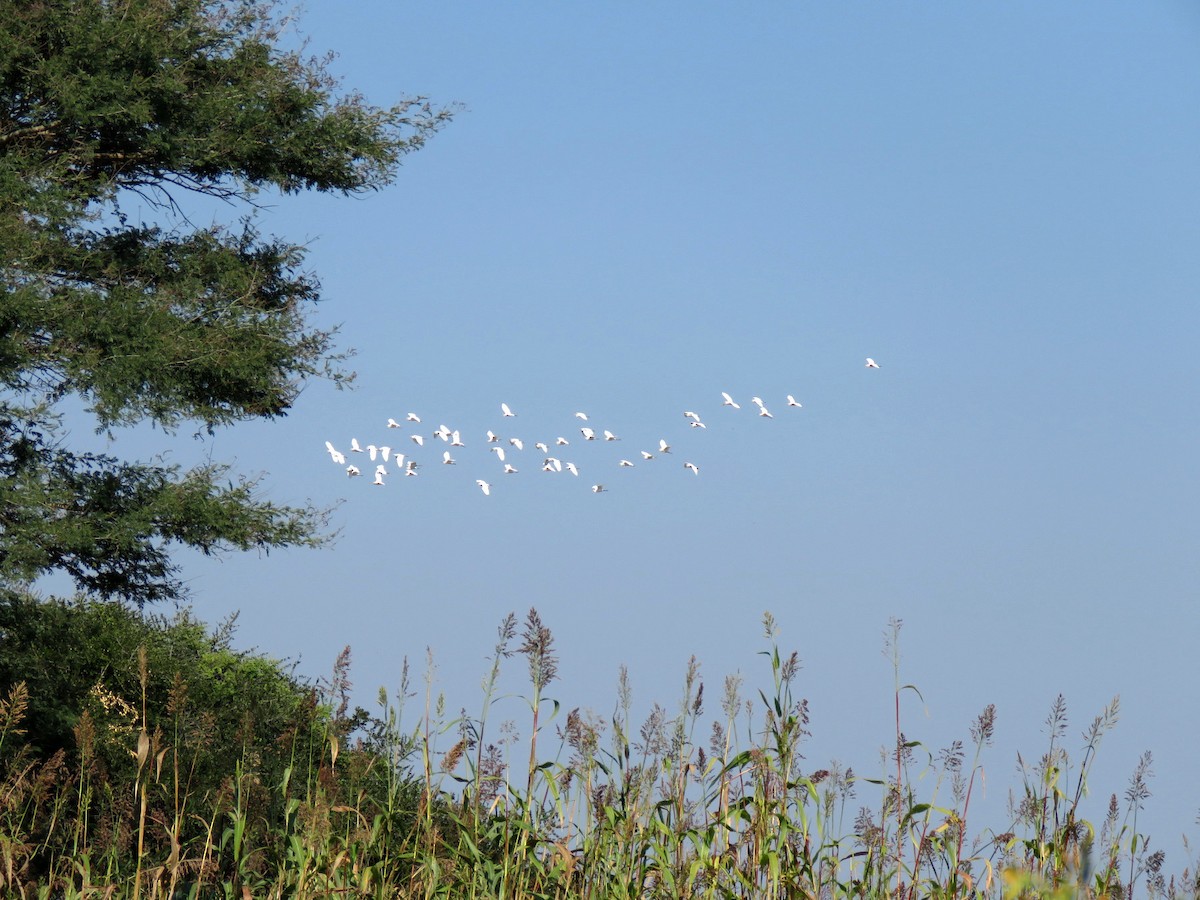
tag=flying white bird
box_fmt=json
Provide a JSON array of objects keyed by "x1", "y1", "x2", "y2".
[
  {"x1": 580, "y1": 427, "x2": 596, "y2": 441},
  {"x1": 476, "y1": 479, "x2": 491, "y2": 496},
  {"x1": 501, "y1": 402, "x2": 516, "y2": 417},
  {"x1": 442, "y1": 450, "x2": 456, "y2": 465},
  {"x1": 504, "y1": 463, "x2": 518, "y2": 474},
  {"x1": 486, "y1": 430, "x2": 499, "y2": 443},
  {"x1": 380, "y1": 446, "x2": 391, "y2": 461},
  {"x1": 721, "y1": 392, "x2": 740, "y2": 409},
  {"x1": 387, "y1": 418, "x2": 401, "y2": 429},
  {"x1": 491, "y1": 446, "x2": 506, "y2": 462},
  {"x1": 367, "y1": 444, "x2": 378, "y2": 461},
  {"x1": 412, "y1": 434, "x2": 424, "y2": 447},
  {"x1": 350, "y1": 438, "x2": 363, "y2": 453},
  {"x1": 592, "y1": 484, "x2": 606, "y2": 493},
  {"x1": 575, "y1": 412, "x2": 588, "y2": 420},
  {"x1": 659, "y1": 439, "x2": 671, "y2": 454},
  {"x1": 619, "y1": 460, "x2": 635, "y2": 468},
  {"x1": 565, "y1": 462, "x2": 579, "y2": 477},
  {"x1": 406, "y1": 412, "x2": 421, "y2": 423},
  {"x1": 603, "y1": 430, "x2": 619, "y2": 441},
  {"x1": 435, "y1": 424, "x2": 452, "y2": 441},
  {"x1": 346, "y1": 464, "x2": 361, "y2": 477},
  {"x1": 324, "y1": 441, "x2": 346, "y2": 465},
  {"x1": 751, "y1": 397, "x2": 764, "y2": 409},
  {"x1": 406, "y1": 468, "x2": 419, "y2": 477},
  {"x1": 450, "y1": 431, "x2": 465, "y2": 447},
  {"x1": 373, "y1": 470, "x2": 385, "y2": 486},
  {"x1": 759, "y1": 407, "x2": 774, "y2": 419},
  {"x1": 684, "y1": 462, "x2": 699, "y2": 475},
  {"x1": 542, "y1": 460, "x2": 555, "y2": 472},
  {"x1": 535, "y1": 441, "x2": 549, "y2": 453},
  {"x1": 556, "y1": 436, "x2": 569, "y2": 446},
  {"x1": 690, "y1": 421, "x2": 707, "y2": 429},
  {"x1": 640, "y1": 451, "x2": 654, "y2": 460},
  {"x1": 393, "y1": 453, "x2": 405, "y2": 470},
  {"x1": 786, "y1": 395, "x2": 802, "y2": 407},
  {"x1": 509, "y1": 437, "x2": 524, "y2": 450},
  {"x1": 866, "y1": 358, "x2": 880, "y2": 368},
  {"x1": 684, "y1": 411, "x2": 700, "y2": 422},
  {"x1": 547, "y1": 457, "x2": 563, "y2": 472}
]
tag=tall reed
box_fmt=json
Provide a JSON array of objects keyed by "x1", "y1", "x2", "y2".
[{"x1": 0, "y1": 602, "x2": 1194, "y2": 899}]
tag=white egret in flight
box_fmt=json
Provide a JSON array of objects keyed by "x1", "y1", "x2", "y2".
[
  {"x1": 476, "y1": 479, "x2": 491, "y2": 495},
  {"x1": 786, "y1": 395, "x2": 802, "y2": 407},
  {"x1": 442, "y1": 450, "x2": 456, "y2": 465},
  {"x1": 866, "y1": 358, "x2": 880, "y2": 368},
  {"x1": 721, "y1": 392, "x2": 740, "y2": 409},
  {"x1": 324, "y1": 441, "x2": 345, "y2": 465},
  {"x1": 501, "y1": 402, "x2": 516, "y2": 417},
  {"x1": 684, "y1": 462, "x2": 699, "y2": 475}
]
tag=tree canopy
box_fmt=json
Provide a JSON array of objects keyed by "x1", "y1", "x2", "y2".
[{"x1": 0, "y1": 0, "x2": 452, "y2": 604}]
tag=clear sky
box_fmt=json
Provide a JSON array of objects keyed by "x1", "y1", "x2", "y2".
[{"x1": 62, "y1": 0, "x2": 1200, "y2": 857}]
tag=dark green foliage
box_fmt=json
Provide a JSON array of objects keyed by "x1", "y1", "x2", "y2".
[
  {"x1": 0, "y1": 0, "x2": 452, "y2": 604},
  {"x1": 0, "y1": 588, "x2": 312, "y2": 780},
  {"x1": 0, "y1": 410, "x2": 328, "y2": 604},
  {"x1": 0, "y1": 589, "x2": 462, "y2": 895}
]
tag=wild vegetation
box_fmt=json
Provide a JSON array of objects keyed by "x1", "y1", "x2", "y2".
[{"x1": 0, "y1": 590, "x2": 1192, "y2": 899}]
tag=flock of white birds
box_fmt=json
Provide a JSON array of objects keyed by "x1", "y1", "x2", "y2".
[{"x1": 322, "y1": 359, "x2": 882, "y2": 495}]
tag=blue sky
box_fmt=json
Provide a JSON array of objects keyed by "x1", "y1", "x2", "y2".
[{"x1": 57, "y1": 0, "x2": 1200, "y2": 855}]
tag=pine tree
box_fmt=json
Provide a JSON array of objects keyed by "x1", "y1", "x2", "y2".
[{"x1": 0, "y1": 0, "x2": 452, "y2": 604}]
